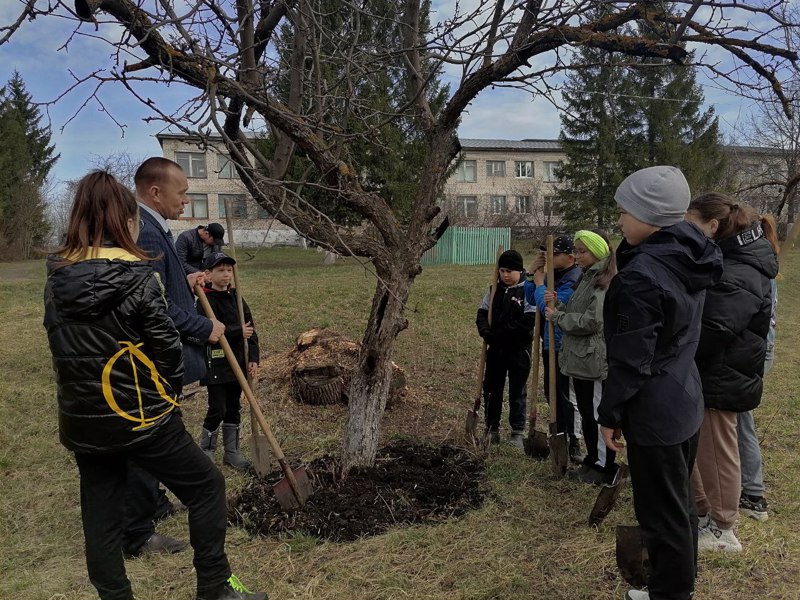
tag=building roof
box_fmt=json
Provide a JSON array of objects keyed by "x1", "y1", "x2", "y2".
[
  {"x1": 156, "y1": 131, "x2": 263, "y2": 147},
  {"x1": 458, "y1": 138, "x2": 562, "y2": 151}
]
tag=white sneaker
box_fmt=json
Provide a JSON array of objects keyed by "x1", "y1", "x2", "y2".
[
  {"x1": 698, "y1": 513, "x2": 710, "y2": 530},
  {"x1": 698, "y1": 520, "x2": 742, "y2": 552},
  {"x1": 624, "y1": 590, "x2": 650, "y2": 600}
]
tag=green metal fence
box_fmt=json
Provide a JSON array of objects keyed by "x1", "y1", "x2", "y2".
[{"x1": 421, "y1": 226, "x2": 511, "y2": 266}]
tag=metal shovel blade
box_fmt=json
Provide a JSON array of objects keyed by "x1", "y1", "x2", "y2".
[
  {"x1": 523, "y1": 429, "x2": 549, "y2": 458},
  {"x1": 616, "y1": 525, "x2": 650, "y2": 588},
  {"x1": 273, "y1": 465, "x2": 314, "y2": 511},
  {"x1": 588, "y1": 463, "x2": 630, "y2": 527},
  {"x1": 549, "y1": 427, "x2": 569, "y2": 477}
]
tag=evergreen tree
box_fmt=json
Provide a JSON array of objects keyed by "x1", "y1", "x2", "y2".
[
  {"x1": 557, "y1": 44, "x2": 641, "y2": 228},
  {"x1": 257, "y1": 0, "x2": 448, "y2": 225},
  {"x1": 0, "y1": 71, "x2": 57, "y2": 258}
]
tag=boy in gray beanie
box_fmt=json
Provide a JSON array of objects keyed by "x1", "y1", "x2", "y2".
[{"x1": 596, "y1": 166, "x2": 723, "y2": 600}]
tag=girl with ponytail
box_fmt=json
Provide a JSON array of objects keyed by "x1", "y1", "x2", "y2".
[{"x1": 686, "y1": 193, "x2": 778, "y2": 552}]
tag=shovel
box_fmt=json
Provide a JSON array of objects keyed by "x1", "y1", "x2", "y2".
[
  {"x1": 223, "y1": 201, "x2": 273, "y2": 477},
  {"x1": 546, "y1": 235, "x2": 569, "y2": 477},
  {"x1": 523, "y1": 310, "x2": 548, "y2": 458},
  {"x1": 616, "y1": 525, "x2": 650, "y2": 588},
  {"x1": 196, "y1": 285, "x2": 313, "y2": 510},
  {"x1": 465, "y1": 248, "x2": 503, "y2": 439},
  {"x1": 588, "y1": 461, "x2": 630, "y2": 527}
]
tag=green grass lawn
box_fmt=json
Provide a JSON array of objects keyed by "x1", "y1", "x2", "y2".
[{"x1": 1, "y1": 248, "x2": 799, "y2": 599}]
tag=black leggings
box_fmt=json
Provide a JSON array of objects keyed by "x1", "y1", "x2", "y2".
[{"x1": 203, "y1": 381, "x2": 242, "y2": 430}]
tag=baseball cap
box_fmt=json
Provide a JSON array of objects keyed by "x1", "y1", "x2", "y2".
[
  {"x1": 204, "y1": 252, "x2": 236, "y2": 270},
  {"x1": 206, "y1": 222, "x2": 225, "y2": 244},
  {"x1": 539, "y1": 234, "x2": 575, "y2": 254}
]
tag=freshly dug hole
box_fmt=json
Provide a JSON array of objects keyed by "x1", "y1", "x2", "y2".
[{"x1": 229, "y1": 439, "x2": 486, "y2": 542}]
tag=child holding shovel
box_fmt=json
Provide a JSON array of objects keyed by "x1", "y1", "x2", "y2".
[
  {"x1": 198, "y1": 252, "x2": 260, "y2": 471},
  {"x1": 476, "y1": 249, "x2": 536, "y2": 447},
  {"x1": 597, "y1": 166, "x2": 722, "y2": 600},
  {"x1": 543, "y1": 229, "x2": 617, "y2": 485}
]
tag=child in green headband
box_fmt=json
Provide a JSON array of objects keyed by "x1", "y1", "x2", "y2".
[{"x1": 543, "y1": 229, "x2": 618, "y2": 485}]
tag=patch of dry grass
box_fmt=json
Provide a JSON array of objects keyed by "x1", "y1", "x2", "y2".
[{"x1": 1, "y1": 248, "x2": 799, "y2": 599}]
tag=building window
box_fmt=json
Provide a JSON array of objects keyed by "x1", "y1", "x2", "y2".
[
  {"x1": 456, "y1": 196, "x2": 478, "y2": 218},
  {"x1": 455, "y1": 160, "x2": 477, "y2": 182},
  {"x1": 486, "y1": 160, "x2": 506, "y2": 177},
  {"x1": 175, "y1": 152, "x2": 207, "y2": 178},
  {"x1": 183, "y1": 194, "x2": 208, "y2": 219},
  {"x1": 516, "y1": 196, "x2": 532, "y2": 214},
  {"x1": 515, "y1": 161, "x2": 533, "y2": 178},
  {"x1": 543, "y1": 197, "x2": 561, "y2": 217},
  {"x1": 218, "y1": 155, "x2": 237, "y2": 179},
  {"x1": 219, "y1": 194, "x2": 247, "y2": 218},
  {"x1": 543, "y1": 161, "x2": 563, "y2": 183},
  {"x1": 490, "y1": 195, "x2": 507, "y2": 215}
]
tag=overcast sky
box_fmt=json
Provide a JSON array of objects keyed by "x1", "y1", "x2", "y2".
[{"x1": 0, "y1": 2, "x2": 766, "y2": 191}]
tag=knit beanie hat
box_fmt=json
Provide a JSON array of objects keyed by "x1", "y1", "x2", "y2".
[
  {"x1": 614, "y1": 166, "x2": 691, "y2": 227},
  {"x1": 498, "y1": 249, "x2": 524, "y2": 272}
]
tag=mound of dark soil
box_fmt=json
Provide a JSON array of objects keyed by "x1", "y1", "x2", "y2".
[{"x1": 229, "y1": 439, "x2": 486, "y2": 542}]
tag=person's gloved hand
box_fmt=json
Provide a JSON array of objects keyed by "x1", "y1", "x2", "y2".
[{"x1": 478, "y1": 327, "x2": 493, "y2": 345}]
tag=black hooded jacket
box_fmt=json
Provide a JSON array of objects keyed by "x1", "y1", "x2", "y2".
[
  {"x1": 476, "y1": 275, "x2": 535, "y2": 352},
  {"x1": 43, "y1": 249, "x2": 184, "y2": 453},
  {"x1": 597, "y1": 222, "x2": 723, "y2": 446},
  {"x1": 695, "y1": 225, "x2": 778, "y2": 412},
  {"x1": 201, "y1": 285, "x2": 260, "y2": 385}
]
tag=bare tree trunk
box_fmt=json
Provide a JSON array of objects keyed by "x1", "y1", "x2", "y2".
[{"x1": 342, "y1": 266, "x2": 413, "y2": 471}]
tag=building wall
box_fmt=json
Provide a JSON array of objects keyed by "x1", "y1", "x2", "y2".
[
  {"x1": 441, "y1": 147, "x2": 566, "y2": 228},
  {"x1": 158, "y1": 136, "x2": 302, "y2": 247}
]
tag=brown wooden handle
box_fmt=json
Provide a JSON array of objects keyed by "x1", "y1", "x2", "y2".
[
  {"x1": 528, "y1": 310, "x2": 541, "y2": 414},
  {"x1": 546, "y1": 235, "x2": 557, "y2": 426}
]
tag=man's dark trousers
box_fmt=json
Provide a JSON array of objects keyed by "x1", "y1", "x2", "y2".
[
  {"x1": 75, "y1": 414, "x2": 231, "y2": 600},
  {"x1": 483, "y1": 346, "x2": 530, "y2": 432},
  {"x1": 122, "y1": 463, "x2": 174, "y2": 552},
  {"x1": 628, "y1": 434, "x2": 699, "y2": 600}
]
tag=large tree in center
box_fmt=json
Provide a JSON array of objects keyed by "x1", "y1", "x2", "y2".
[{"x1": 2, "y1": 0, "x2": 796, "y2": 470}]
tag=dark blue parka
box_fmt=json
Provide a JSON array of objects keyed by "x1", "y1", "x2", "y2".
[
  {"x1": 597, "y1": 222, "x2": 723, "y2": 446},
  {"x1": 695, "y1": 224, "x2": 778, "y2": 412}
]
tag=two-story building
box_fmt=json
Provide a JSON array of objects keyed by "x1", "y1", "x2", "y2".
[{"x1": 159, "y1": 133, "x2": 790, "y2": 243}]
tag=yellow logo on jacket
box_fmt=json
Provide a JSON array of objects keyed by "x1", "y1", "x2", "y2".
[{"x1": 101, "y1": 342, "x2": 180, "y2": 430}]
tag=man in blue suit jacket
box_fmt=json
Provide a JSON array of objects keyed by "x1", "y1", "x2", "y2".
[{"x1": 120, "y1": 157, "x2": 226, "y2": 559}]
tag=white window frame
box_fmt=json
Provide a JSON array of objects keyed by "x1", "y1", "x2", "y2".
[
  {"x1": 456, "y1": 196, "x2": 478, "y2": 218},
  {"x1": 515, "y1": 161, "x2": 533, "y2": 179},
  {"x1": 543, "y1": 197, "x2": 561, "y2": 217},
  {"x1": 182, "y1": 194, "x2": 209, "y2": 219},
  {"x1": 516, "y1": 196, "x2": 532, "y2": 214},
  {"x1": 486, "y1": 160, "x2": 506, "y2": 177},
  {"x1": 489, "y1": 195, "x2": 507, "y2": 215},
  {"x1": 175, "y1": 152, "x2": 207, "y2": 178},
  {"x1": 455, "y1": 160, "x2": 477, "y2": 182},
  {"x1": 543, "y1": 161, "x2": 563, "y2": 183}
]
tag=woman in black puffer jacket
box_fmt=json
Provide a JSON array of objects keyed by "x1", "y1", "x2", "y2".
[
  {"x1": 44, "y1": 171, "x2": 266, "y2": 600},
  {"x1": 686, "y1": 193, "x2": 778, "y2": 554}
]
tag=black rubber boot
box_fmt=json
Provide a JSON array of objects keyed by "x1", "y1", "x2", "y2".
[
  {"x1": 222, "y1": 423, "x2": 250, "y2": 470},
  {"x1": 199, "y1": 427, "x2": 218, "y2": 461}
]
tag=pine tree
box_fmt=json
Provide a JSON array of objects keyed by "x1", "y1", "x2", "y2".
[
  {"x1": 257, "y1": 0, "x2": 448, "y2": 225},
  {"x1": 557, "y1": 44, "x2": 641, "y2": 229},
  {"x1": 0, "y1": 71, "x2": 57, "y2": 258}
]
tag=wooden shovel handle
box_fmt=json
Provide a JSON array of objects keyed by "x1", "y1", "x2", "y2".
[
  {"x1": 473, "y1": 248, "x2": 503, "y2": 410},
  {"x1": 195, "y1": 285, "x2": 303, "y2": 498},
  {"x1": 546, "y1": 235, "x2": 557, "y2": 426}
]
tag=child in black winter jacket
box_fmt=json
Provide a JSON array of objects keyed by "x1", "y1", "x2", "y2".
[
  {"x1": 597, "y1": 166, "x2": 723, "y2": 600},
  {"x1": 476, "y1": 249, "x2": 536, "y2": 448},
  {"x1": 198, "y1": 252, "x2": 260, "y2": 470}
]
